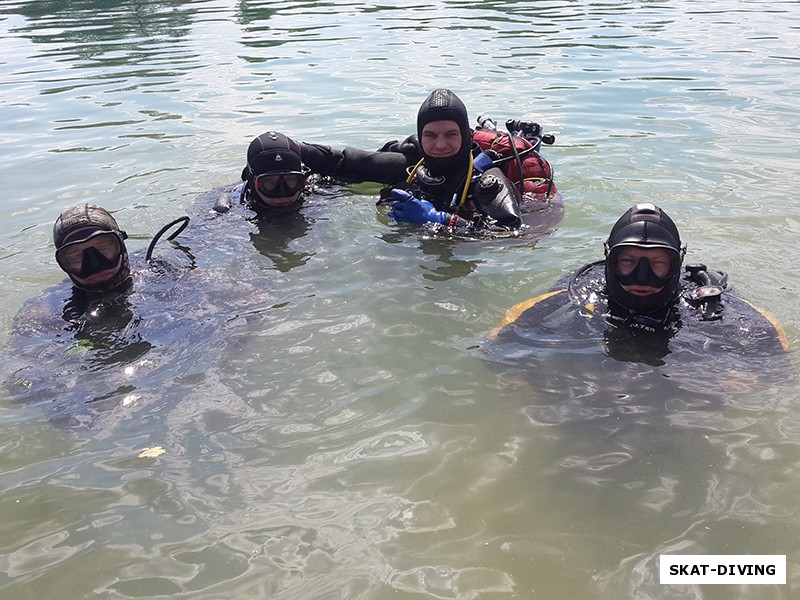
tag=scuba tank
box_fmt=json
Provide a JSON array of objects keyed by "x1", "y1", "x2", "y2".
[
  {"x1": 473, "y1": 114, "x2": 557, "y2": 198},
  {"x1": 472, "y1": 170, "x2": 522, "y2": 229}
]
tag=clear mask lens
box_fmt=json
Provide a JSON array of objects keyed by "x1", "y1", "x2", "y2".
[
  {"x1": 56, "y1": 231, "x2": 123, "y2": 275},
  {"x1": 612, "y1": 249, "x2": 678, "y2": 288},
  {"x1": 254, "y1": 172, "x2": 305, "y2": 198}
]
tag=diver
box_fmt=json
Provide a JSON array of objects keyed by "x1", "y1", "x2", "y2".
[
  {"x1": 5, "y1": 202, "x2": 194, "y2": 408},
  {"x1": 48, "y1": 201, "x2": 191, "y2": 329},
  {"x1": 490, "y1": 203, "x2": 790, "y2": 370},
  {"x1": 14, "y1": 203, "x2": 191, "y2": 368},
  {"x1": 200, "y1": 130, "x2": 345, "y2": 276},
  {"x1": 297, "y1": 88, "x2": 551, "y2": 234}
]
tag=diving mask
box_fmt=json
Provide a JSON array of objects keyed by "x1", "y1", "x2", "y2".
[
  {"x1": 55, "y1": 229, "x2": 127, "y2": 277},
  {"x1": 254, "y1": 171, "x2": 306, "y2": 199}
]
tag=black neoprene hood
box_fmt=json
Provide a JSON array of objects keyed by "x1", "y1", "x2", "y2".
[
  {"x1": 416, "y1": 88, "x2": 472, "y2": 175},
  {"x1": 605, "y1": 202, "x2": 682, "y2": 253},
  {"x1": 245, "y1": 131, "x2": 303, "y2": 177},
  {"x1": 53, "y1": 203, "x2": 123, "y2": 248}
]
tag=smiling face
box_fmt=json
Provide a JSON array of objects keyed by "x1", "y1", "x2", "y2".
[
  {"x1": 614, "y1": 247, "x2": 673, "y2": 296},
  {"x1": 255, "y1": 191, "x2": 302, "y2": 207},
  {"x1": 420, "y1": 120, "x2": 463, "y2": 159}
]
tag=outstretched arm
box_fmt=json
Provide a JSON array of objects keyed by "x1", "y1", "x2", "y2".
[{"x1": 299, "y1": 142, "x2": 411, "y2": 184}]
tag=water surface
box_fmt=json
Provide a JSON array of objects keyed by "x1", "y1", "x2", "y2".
[{"x1": 1, "y1": 1, "x2": 800, "y2": 598}]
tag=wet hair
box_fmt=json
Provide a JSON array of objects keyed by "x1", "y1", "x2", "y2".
[
  {"x1": 604, "y1": 203, "x2": 685, "y2": 314},
  {"x1": 416, "y1": 88, "x2": 472, "y2": 175}
]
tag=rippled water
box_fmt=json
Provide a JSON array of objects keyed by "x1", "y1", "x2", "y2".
[{"x1": 2, "y1": 1, "x2": 800, "y2": 598}]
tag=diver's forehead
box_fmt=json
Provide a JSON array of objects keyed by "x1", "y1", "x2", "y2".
[{"x1": 421, "y1": 120, "x2": 460, "y2": 134}]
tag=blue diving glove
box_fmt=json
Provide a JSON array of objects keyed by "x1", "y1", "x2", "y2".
[{"x1": 386, "y1": 189, "x2": 447, "y2": 225}]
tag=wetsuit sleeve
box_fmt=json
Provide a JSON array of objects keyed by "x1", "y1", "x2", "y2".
[
  {"x1": 212, "y1": 184, "x2": 242, "y2": 214},
  {"x1": 298, "y1": 142, "x2": 344, "y2": 176},
  {"x1": 299, "y1": 142, "x2": 411, "y2": 184},
  {"x1": 471, "y1": 167, "x2": 523, "y2": 229},
  {"x1": 337, "y1": 147, "x2": 411, "y2": 184}
]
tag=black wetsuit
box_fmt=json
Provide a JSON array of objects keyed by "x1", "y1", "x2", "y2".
[
  {"x1": 487, "y1": 262, "x2": 790, "y2": 396},
  {"x1": 298, "y1": 138, "x2": 524, "y2": 232},
  {"x1": 2, "y1": 239, "x2": 242, "y2": 422}
]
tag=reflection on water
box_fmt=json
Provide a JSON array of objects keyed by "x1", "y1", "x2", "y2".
[{"x1": 2, "y1": 0, "x2": 800, "y2": 598}]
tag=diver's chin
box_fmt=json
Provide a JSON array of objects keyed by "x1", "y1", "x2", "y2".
[
  {"x1": 622, "y1": 285, "x2": 664, "y2": 297},
  {"x1": 266, "y1": 197, "x2": 300, "y2": 207},
  {"x1": 74, "y1": 267, "x2": 122, "y2": 287},
  {"x1": 256, "y1": 190, "x2": 302, "y2": 208}
]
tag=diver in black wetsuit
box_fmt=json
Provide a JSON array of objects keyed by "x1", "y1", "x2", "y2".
[
  {"x1": 297, "y1": 88, "x2": 525, "y2": 233},
  {"x1": 205, "y1": 131, "x2": 318, "y2": 272},
  {"x1": 4, "y1": 203, "x2": 222, "y2": 418},
  {"x1": 10, "y1": 202, "x2": 191, "y2": 374},
  {"x1": 215, "y1": 131, "x2": 311, "y2": 215},
  {"x1": 41, "y1": 202, "x2": 191, "y2": 334},
  {"x1": 52, "y1": 202, "x2": 190, "y2": 293},
  {"x1": 491, "y1": 203, "x2": 789, "y2": 371}
]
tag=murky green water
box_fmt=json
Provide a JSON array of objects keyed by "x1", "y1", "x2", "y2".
[{"x1": 2, "y1": 1, "x2": 800, "y2": 598}]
